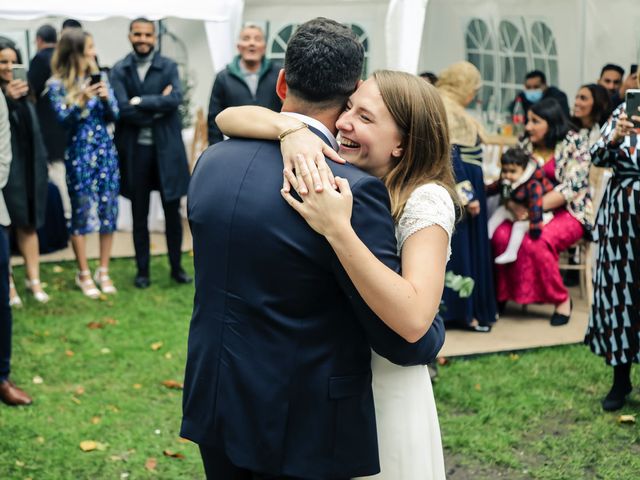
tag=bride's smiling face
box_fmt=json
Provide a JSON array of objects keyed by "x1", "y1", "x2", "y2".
[{"x1": 335, "y1": 78, "x2": 404, "y2": 178}]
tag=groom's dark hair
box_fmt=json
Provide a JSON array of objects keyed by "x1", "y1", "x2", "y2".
[{"x1": 284, "y1": 18, "x2": 364, "y2": 106}]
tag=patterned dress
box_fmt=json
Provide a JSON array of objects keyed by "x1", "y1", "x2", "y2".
[
  {"x1": 585, "y1": 105, "x2": 640, "y2": 366},
  {"x1": 47, "y1": 79, "x2": 120, "y2": 235}
]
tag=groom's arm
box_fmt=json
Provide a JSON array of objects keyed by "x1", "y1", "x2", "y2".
[{"x1": 332, "y1": 176, "x2": 445, "y2": 366}]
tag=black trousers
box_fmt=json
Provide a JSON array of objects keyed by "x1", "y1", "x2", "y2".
[
  {"x1": 199, "y1": 444, "x2": 348, "y2": 480},
  {"x1": 131, "y1": 145, "x2": 183, "y2": 276},
  {"x1": 0, "y1": 227, "x2": 13, "y2": 381}
]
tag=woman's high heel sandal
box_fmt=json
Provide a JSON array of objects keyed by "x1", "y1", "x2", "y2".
[
  {"x1": 8, "y1": 278, "x2": 22, "y2": 308},
  {"x1": 93, "y1": 267, "x2": 117, "y2": 295},
  {"x1": 75, "y1": 270, "x2": 101, "y2": 299},
  {"x1": 24, "y1": 278, "x2": 50, "y2": 303}
]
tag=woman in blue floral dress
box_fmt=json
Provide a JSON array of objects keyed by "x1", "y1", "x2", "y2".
[{"x1": 48, "y1": 29, "x2": 120, "y2": 298}]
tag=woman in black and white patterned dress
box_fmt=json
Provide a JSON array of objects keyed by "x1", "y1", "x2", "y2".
[{"x1": 584, "y1": 100, "x2": 640, "y2": 411}]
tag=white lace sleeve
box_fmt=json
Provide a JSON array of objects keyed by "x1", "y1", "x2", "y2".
[{"x1": 396, "y1": 183, "x2": 455, "y2": 260}]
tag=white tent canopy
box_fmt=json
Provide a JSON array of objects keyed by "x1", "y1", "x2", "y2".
[{"x1": 0, "y1": 1, "x2": 245, "y2": 73}]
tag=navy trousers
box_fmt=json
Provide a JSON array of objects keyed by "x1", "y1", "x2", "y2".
[
  {"x1": 131, "y1": 145, "x2": 183, "y2": 276},
  {"x1": 0, "y1": 227, "x2": 13, "y2": 381}
]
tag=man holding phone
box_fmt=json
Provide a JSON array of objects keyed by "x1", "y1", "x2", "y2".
[{"x1": 110, "y1": 18, "x2": 191, "y2": 289}]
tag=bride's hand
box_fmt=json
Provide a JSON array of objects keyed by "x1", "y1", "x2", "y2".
[
  {"x1": 280, "y1": 127, "x2": 346, "y2": 194},
  {"x1": 281, "y1": 154, "x2": 352, "y2": 238}
]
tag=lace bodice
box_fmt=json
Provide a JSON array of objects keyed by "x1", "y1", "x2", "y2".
[{"x1": 395, "y1": 183, "x2": 455, "y2": 260}]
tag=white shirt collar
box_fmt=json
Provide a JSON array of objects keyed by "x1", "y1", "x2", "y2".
[{"x1": 281, "y1": 112, "x2": 339, "y2": 151}]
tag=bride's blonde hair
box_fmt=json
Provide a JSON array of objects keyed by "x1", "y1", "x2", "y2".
[
  {"x1": 373, "y1": 70, "x2": 458, "y2": 222},
  {"x1": 51, "y1": 29, "x2": 98, "y2": 107}
]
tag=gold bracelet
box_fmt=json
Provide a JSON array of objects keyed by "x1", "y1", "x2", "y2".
[{"x1": 278, "y1": 123, "x2": 308, "y2": 142}]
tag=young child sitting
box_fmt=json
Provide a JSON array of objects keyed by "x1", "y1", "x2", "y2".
[{"x1": 487, "y1": 147, "x2": 555, "y2": 264}]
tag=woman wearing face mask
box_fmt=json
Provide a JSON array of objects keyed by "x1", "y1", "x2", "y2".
[
  {"x1": 584, "y1": 76, "x2": 640, "y2": 411},
  {"x1": 571, "y1": 83, "x2": 611, "y2": 148},
  {"x1": 47, "y1": 30, "x2": 120, "y2": 299},
  {"x1": 216, "y1": 70, "x2": 455, "y2": 480},
  {"x1": 0, "y1": 42, "x2": 49, "y2": 306},
  {"x1": 492, "y1": 98, "x2": 592, "y2": 325}
]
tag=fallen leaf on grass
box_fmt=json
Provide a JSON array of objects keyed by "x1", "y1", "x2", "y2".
[
  {"x1": 618, "y1": 414, "x2": 636, "y2": 424},
  {"x1": 15, "y1": 460, "x2": 25, "y2": 467},
  {"x1": 65, "y1": 350, "x2": 75, "y2": 357},
  {"x1": 107, "y1": 405, "x2": 120, "y2": 413},
  {"x1": 91, "y1": 416, "x2": 101, "y2": 425},
  {"x1": 100, "y1": 348, "x2": 111, "y2": 354},
  {"x1": 95, "y1": 442, "x2": 108, "y2": 451},
  {"x1": 36, "y1": 436, "x2": 45, "y2": 444},
  {"x1": 145, "y1": 457, "x2": 158, "y2": 471},
  {"x1": 75, "y1": 386, "x2": 85, "y2": 395},
  {"x1": 104, "y1": 317, "x2": 119, "y2": 325},
  {"x1": 87, "y1": 321, "x2": 104, "y2": 329},
  {"x1": 133, "y1": 384, "x2": 142, "y2": 389},
  {"x1": 150, "y1": 341, "x2": 163, "y2": 351},
  {"x1": 474, "y1": 383, "x2": 482, "y2": 391},
  {"x1": 509, "y1": 353, "x2": 520, "y2": 361},
  {"x1": 162, "y1": 380, "x2": 183, "y2": 390},
  {"x1": 164, "y1": 352, "x2": 173, "y2": 360},
  {"x1": 80, "y1": 440, "x2": 97, "y2": 452},
  {"x1": 163, "y1": 449, "x2": 185, "y2": 459},
  {"x1": 32, "y1": 376, "x2": 43, "y2": 384},
  {"x1": 71, "y1": 396, "x2": 82, "y2": 405},
  {"x1": 52, "y1": 265, "x2": 64, "y2": 273}
]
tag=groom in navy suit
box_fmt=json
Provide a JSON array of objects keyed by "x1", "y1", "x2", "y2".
[{"x1": 181, "y1": 17, "x2": 445, "y2": 479}]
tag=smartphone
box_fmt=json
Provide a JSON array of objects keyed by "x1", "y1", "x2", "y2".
[
  {"x1": 11, "y1": 64, "x2": 27, "y2": 82},
  {"x1": 625, "y1": 89, "x2": 640, "y2": 127},
  {"x1": 89, "y1": 72, "x2": 103, "y2": 85}
]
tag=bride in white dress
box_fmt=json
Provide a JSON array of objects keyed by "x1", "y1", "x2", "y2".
[{"x1": 217, "y1": 70, "x2": 455, "y2": 480}]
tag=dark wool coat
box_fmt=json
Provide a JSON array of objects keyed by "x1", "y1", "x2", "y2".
[{"x1": 110, "y1": 52, "x2": 190, "y2": 202}]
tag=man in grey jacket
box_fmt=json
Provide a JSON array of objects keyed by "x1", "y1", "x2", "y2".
[
  {"x1": 206, "y1": 23, "x2": 281, "y2": 144},
  {"x1": 0, "y1": 92, "x2": 32, "y2": 406}
]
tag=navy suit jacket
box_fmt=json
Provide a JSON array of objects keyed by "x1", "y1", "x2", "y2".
[{"x1": 181, "y1": 128, "x2": 445, "y2": 478}]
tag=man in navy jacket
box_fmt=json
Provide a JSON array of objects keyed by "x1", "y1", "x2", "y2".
[{"x1": 181, "y1": 17, "x2": 445, "y2": 479}]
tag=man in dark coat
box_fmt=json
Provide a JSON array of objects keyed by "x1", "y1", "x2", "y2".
[
  {"x1": 182, "y1": 17, "x2": 445, "y2": 479},
  {"x1": 28, "y1": 25, "x2": 67, "y2": 166},
  {"x1": 110, "y1": 17, "x2": 191, "y2": 289},
  {"x1": 207, "y1": 23, "x2": 281, "y2": 145},
  {"x1": 510, "y1": 70, "x2": 570, "y2": 119}
]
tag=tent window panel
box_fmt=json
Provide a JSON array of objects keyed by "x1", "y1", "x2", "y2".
[
  {"x1": 548, "y1": 61, "x2": 559, "y2": 86},
  {"x1": 465, "y1": 18, "x2": 497, "y2": 112},
  {"x1": 501, "y1": 87, "x2": 518, "y2": 112},
  {"x1": 269, "y1": 23, "x2": 369, "y2": 77},
  {"x1": 483, "y1": 53, "x2": 495, "y2": 81},
  {"x1": 514, "y1": 57, "x2": 528, "y2": 84},
  {"x1": 529, "y1": 21, "x2": 559, "y2": 84}
]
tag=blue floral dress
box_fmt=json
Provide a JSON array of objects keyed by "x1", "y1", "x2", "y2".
[{"x1": 47, "y1": 79, "x2": 120, "y2": 235}]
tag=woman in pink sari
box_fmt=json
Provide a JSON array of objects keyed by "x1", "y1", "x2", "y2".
[{"x1": 492, "y1": 98, "x2": 592, "y2": 325}]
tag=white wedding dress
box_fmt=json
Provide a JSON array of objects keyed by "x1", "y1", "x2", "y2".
[{"x1": 355, "y1": 183, "x2": 454, "y2": 480}]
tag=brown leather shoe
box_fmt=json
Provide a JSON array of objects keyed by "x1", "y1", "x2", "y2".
[{"x1": 0, "y1": 379, "x2": 33, "y2": 406}]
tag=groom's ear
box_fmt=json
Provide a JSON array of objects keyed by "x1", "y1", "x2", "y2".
[
  {"x1": 355, "y1": 79, "x2": 364, "y2": 89},
  {"x1": 276, "y1": 69, "x2": 287, "y2": 101}
]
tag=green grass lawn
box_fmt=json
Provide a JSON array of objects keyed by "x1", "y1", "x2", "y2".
[{"x1": 1, "y1": 254, "x2": 639, "y2": 479}]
